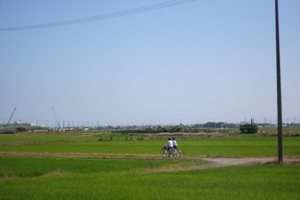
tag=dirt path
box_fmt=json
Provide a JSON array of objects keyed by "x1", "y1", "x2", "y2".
[
  {"x1": 1, "y1": 152, "x2": 299, "y2": 170},
  {"x1": 201, "y1": 157, "x2": 275, "y2": 168}
]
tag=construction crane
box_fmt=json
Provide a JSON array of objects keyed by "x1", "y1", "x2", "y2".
[
  {"x1": 51, "y1": 107, "x2": 61, "y2": 129},
  {"x1": 5, "y1": 107, "x2": 17, "y2": 127}
]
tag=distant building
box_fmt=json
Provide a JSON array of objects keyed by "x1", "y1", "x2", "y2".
[
  {"x1": 12, "y1": 120, "x2": 35, "y2": 127},
  {"x1": 13, "y1": 120, "x2": 22, "y2": 125}
]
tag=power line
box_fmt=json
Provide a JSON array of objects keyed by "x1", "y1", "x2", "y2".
[{"x1": 0, "y1": 0, "x2": 197, "y2": 32}]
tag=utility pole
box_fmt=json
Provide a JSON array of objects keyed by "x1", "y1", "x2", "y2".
[{"x1": 275, "y1": 0, "x2": 283, "y2": 164}]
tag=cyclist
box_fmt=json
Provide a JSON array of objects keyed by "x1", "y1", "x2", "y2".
[
  {"x1": 172, "y1": 137, "x2": 178, "y2": 149},
  {"x1": 167, "y1": 138, "x2": 173, "y2": 156}
]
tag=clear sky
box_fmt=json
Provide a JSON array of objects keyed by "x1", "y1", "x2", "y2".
[{"x1": 1, "y1": 0, "x2": 299, "y2": 127}]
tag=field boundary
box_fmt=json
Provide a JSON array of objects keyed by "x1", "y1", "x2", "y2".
[{"x1": 1, "y1": 152, "x2": 299, "y2": 171}]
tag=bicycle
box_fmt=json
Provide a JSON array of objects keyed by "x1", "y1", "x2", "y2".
[
  {"x1": 160, "y1": 146, "x2": 182, "y2": 158},
  {"x1": 160, "y1": 147, "x2": 168, "y2": 157},
  {"x1": 171, "y1": 148, "x2": 182, "y2": 157}
]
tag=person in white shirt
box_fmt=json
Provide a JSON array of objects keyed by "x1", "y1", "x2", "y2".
[
  {"x1": 172, "y1": 137, "x2": 178, "y2": 149},
  {"x1": 167, "y1": 138, "x2": 173, "y2": 156}
]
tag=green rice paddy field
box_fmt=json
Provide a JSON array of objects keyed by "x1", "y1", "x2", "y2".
[{"x1": 0, "y1": 132, "x2": 299, "y2": 199}]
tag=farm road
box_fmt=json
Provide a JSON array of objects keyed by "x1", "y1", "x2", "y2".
[
  {"x1": 1, "y1": 152, "x2": 299, "y2": 169},
  {"x1": 201, "y1": 157, "x2": 275, "y2": 169}
]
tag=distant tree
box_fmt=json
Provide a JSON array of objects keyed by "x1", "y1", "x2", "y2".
[
  {"x1": 15, "y1": 127, "x2": 27, "y2": 132},
  {"x1": 156, "y1": 126, "x2": 168, "y2": 132},
  {"x1": 170, "y1": 126, "x2": 183, "y2": 132},
  {"x1": 192, "y1": 124, "x2": 203, "y2": 128},
  {"x1": 203, "y1": 122, "x2": 216, "y2": 128},
  {"x1": 203, "y1": 122, "x2": 225, "y2": 128}
]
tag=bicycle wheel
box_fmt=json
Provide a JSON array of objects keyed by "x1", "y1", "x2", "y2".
[
  {"x1": 160, "y1": 149, "x2": 168, "y2": 158},
  {"x1": 176, "y1": 149, "x2": 182, "y2": 157},
  {"x1": 171, "y1": 148, "x2": 179, "y2": 158},
  {"x1": 172, "y1": 148, "x2": 180, "y2": 157}
]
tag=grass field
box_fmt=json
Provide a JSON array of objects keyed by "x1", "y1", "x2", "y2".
[
  {"x1": 1, "y1": 133, "x2": 299, "y2": 158},
  {"x1": 0, "y1": 132, "x2": 299, "y2": 199}
]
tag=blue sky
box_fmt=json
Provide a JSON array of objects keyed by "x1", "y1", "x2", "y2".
[{"x1": 1, "y1": 0, "x2": 299, "y2": 127}]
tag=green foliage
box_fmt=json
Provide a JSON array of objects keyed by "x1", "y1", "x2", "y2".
[
  {"x1": 203, "y1": 121, "x2": 224, "y2": 128},
  {"x1": 240, "y1": 124, "x2": 258, "y2": 133},
  {"x1": 0, "y1": 129, "x2": 15, "y2": 134},
  {"x1": 170, "y1": 125, "x2": 183, "y2": 132},
  {"x1": 15, "y1": 127, "x2": 27, "y2": 132}
]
